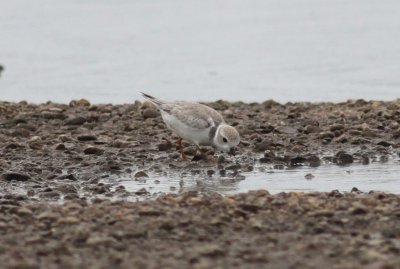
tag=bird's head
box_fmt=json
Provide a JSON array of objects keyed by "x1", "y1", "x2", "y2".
[{"x1": 213, "y1": 124, "x2": 240, "y2": 155}]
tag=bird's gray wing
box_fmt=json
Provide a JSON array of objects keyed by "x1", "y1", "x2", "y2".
[{"x1": 160, "y1": 102, "x2": 224, "y2": 130}]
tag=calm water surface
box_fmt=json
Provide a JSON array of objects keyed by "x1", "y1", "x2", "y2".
[
  {"x1": 1, "y1": 0, "x2": 400, "y2": 103},
  {"x1": 114, "y1": 158, "x2": 400, "y2": 196}
]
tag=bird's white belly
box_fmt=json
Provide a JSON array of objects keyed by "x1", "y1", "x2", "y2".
[{"x1": 161, "y1": 111, "x2": 211, "y2": 146}]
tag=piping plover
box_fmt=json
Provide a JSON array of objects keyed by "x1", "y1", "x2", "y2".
[{"x1": 141, "y1": 92, "x2": 240, "y2": 159}]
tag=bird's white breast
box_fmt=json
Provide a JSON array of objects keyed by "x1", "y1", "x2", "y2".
[{"x1": 161, "y1": 111, "x2": 212, "y2": 146}]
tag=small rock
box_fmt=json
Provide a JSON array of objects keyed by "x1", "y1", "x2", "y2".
[
  {"x1": 305, "y1": 173, "x2": 314, "y2": 180},
  {"x1": 57, "y1": 216, "x2": 80, "y2": 224},
  {"x1": 1, "y1": 172, "x2": 30, "y2": 181},
  {"x1": 42, "y1": 111, "x2": 67, "y2": 120},
  {"x1": 217, "y1": 155, "x2": 225, "y2": 163},
  {"x1": 289, "y1": 156, "x2": 307, "y2": 167},
  {"x1": 319, "y1": 131, "x2": 335, "y2": 139},
  {"x1": 158, "y1": 142, "x2": 172, "y2": 151},
  {"x1": 273, "y1": 164, "x2": 285, "y2": 170},
  {"x1": 330, "y1": 124, "x2": 345, "y2": 132},
  {"x1": 377, "y1": 141, "x2": 392, "y2": 147},
  {"x1": 362, "y1": 155, "x2": 370, "y2": 165},
  {"x1": 111, "y1": 139, "x2": 130, "y2": 148},
  {"x1": 134, "y1": 171, "x2": 149, "y2": 178},
  {"x1": 206, "y1": 170, "x2": 215, "y2": 177},
  {"x1": 11, "y1": 128, "x2": 30, "y2": 137},
  {"x1": 351, "y1": 187, "x2": 361, "y2": 193},
  {"x1": 56, "y1": 184, "x2": 78, "y2": 194},
  {"x1": 55, "y1": 143, "x2": 66, "y2": 150},
  {"x1": 17, "y1": 207, "x2": 33, "y2": 216},
  {"x1": 142, "y1": 109, "x2": 159, "y2": 119},
  {"x1": 57, "y1": 174, "x2": 78, "y2": 181},
  {"x1": 37, "y1": 212, "x2": 60, "y2": 221},
  {"x1": 259, "y1": 157, "x2": 271, "y2": 163},
  {"x1": 27, "y1": 189, "x2": 35, "y2": 196},
  {"x1": 307, "y1": 155, "x2": 321, "y2": 167},
  {"x1": 135, "y1": 188, "x2": 149, "y2": 195},
  {"x1": 276, "y1": 126, "x2": 297, "y2": 134},
  {"x1": 334, "y1": 151, "x2": 354, "y2": 165},
  {"x1": 69, "y1": 99, "x2": 91, "y2": 107},
  {"x1": 77, "y1": 135, "x2": 97, "y2": 141},
  {"x1": 65, "y1": 116, "x2": 86, "y2": 125},
  {"x1": 28, "y1": 136, "x2": 42, "y2": 150},
  {"x1": 380, "y1": 155, "x2": 389, "y2": 163},
  {"x1": 38, "y1": 191, "x2": 61, "y2": 199},
  {"x1": 254, "y1": 140, "x2": 270, "y2": 152},
  {"x1": 235, "y1": 174, "x2": 246, "y2": 180},
  {"x1": 328, "y1": 190, "x2": 343, "y2": 198},
  {"x1": 304, "y1": 125, "x2": 321, "y2": 134},
  {"x1": 84, "y1": 147, "x2": 104, "y2": 155},
  {"x1": 349, "y1": 204, "x2": 368, "y2": 215}
]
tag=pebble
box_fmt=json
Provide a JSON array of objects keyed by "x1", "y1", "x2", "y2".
[
  {"x1": 304, "y1": 125, "x2": 321, "y2": 133},
  {"x1": 276, "y1": 126, "x2": 297, "y2": 134},
  {"x1": 134, "y1": 171, "x2": 149, "y2": 178},
  {"x1": 69, "y1": 99, "x2": 91, "y2": 107},
  {"x1": 77, "y1": 135, "x2": 98, "y2": 141},
  {"x1": 142, "y1": 109, "x2": 159, "y2": 119},
  {"x1": 206, "y1": 170, "x2": 215, "y2": 177},
  {"x1": 57, "y1": 174, "x2": 78, "y2": 181},
  {"x1": 289, "y1": 156, "x2": 307, "y2": 167},
  {"x1": 319, "y1": 131, "x2": 335, "y2": 139},
  {"x1": 56, "y1": 184, "x2": 78, "y2": 194},
  {"x1": 377, "y1": 141, "x2": 392, "y2": 147},
  {"x1": 111, "y1": 139, "x2": 130, "y2": 148},
  {"x1": 28, "y1": 136, "x2": 43, "y2": 150},
  {"x1": 330, "y1": 124, "x2": 345, "y2": 132},
  {"x1": 307, "y1": 155, "x2": 321, "y2": 167},
  {"x1": 65, "y1": 116, "x2": 87, "y2": 125},
  {"x1": 304, "y1": 173, "x2": 315, "y2": 180},
  {"x1": 158, "y1": 142, "x2": 172, "y2": 151},
  {"x1": 11, "y1": 128, "x2": 30, "y2": 137},
  {"x1": 362, "y1": 155, "x2": 370, "y2": 165},
  {"x1": 334, "y1": 152, "x2": 354, "y2": 165},
  {"x1": 1, "y1": 172, "x2": 30, "y2": 181},
  {"x1": 84, "y1": 147, "x2": 104, "y2": 155},
  {"x1": 38, "y1": 191, "x2": 61, "y2": 199},
  {"x1": 135, "y1": 188, "x2": 149, "y2": 195},
  {"x1": 55, "y1": 143, "x2": 66, "y2": 150}
]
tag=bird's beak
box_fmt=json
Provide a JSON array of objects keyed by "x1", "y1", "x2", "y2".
[{"x1": 229, "y1": 147, "x2": 236, "y2": 156}]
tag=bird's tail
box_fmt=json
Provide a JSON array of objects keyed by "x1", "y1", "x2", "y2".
[{"x1": 140, "y1": 92, "x2": 165, "y2": 107}]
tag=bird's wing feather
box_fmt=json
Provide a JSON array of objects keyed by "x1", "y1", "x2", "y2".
[
  {"x1": 141, "y1": 92, "x2": 165, "y2": 107},
  {"x1": 161, "y1": 102, "x2": 224, "y2": 130}
]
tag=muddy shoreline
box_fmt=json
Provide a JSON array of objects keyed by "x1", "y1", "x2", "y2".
[
  {"x1": 1, "y1": 99, "x2": 400, "y2": 268},
  {"x1": 1, "y1": 191, "x2": 400, "y2": 269}
]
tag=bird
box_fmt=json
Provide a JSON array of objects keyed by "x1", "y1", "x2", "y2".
[{"x1": 141, "y1": 92, "x2": 240, "y2": 159}]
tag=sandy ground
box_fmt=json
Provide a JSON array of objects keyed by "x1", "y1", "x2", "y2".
[{"x1": 0, "y1": 99, "x2": 400, "y2": 268}]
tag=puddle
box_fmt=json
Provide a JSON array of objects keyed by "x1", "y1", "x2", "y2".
[{"x1": 115, "y1": 158, "x2": 400, "y2": 196}]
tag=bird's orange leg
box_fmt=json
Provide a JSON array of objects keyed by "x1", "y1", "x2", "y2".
[{"x1": 176, "y1": 138, "x2": 187, "y2": 160}]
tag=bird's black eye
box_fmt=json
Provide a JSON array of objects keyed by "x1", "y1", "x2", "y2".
[{"x1": 223, "y1": 137, "x2": 228, "y2": 143}]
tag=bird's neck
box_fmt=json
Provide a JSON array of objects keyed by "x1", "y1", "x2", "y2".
[{"x1": 212, "y1": 124, "x2": 224, "y2": 144}]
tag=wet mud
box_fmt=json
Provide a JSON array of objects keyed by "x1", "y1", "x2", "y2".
[{"x1": 1, "y1": 99, "x2": 400, "y2": 268}]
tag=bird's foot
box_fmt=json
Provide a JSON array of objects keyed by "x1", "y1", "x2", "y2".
[
  {"x1": 176, "y1": 138, "x2": 189, "y2": 160},
  {"x1": 179, "y1": 150, "x2": 189, "y2": 160}
]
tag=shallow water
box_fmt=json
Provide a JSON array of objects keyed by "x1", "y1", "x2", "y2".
[
  {"x1": 1, "y1": 0, "x2": 400, "y2": 103},
  {"x1": 115, "y1": 158, "x2": 400, "y2": 197}
]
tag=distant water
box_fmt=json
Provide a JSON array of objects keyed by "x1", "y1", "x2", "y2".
[{"x1": 1, "y1": 0, "x2": 400, "y2": 104}]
